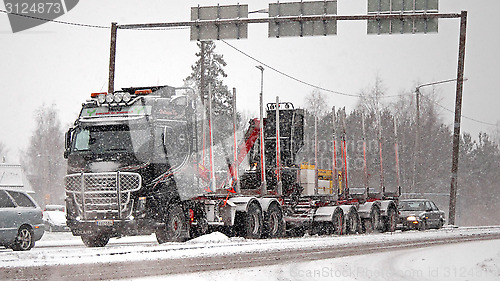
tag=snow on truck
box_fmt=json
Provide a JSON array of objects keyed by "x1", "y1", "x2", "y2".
[{"x1": 63, "y1": 85, "x2": 399, "y2": 247}]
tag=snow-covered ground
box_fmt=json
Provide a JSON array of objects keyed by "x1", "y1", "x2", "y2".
[
  {"x1": 135, "y1": 238, "x2": 500, "y2": 281},
  {"x1": 1, "y1": 226, "x2": 499, "y2": 272}
]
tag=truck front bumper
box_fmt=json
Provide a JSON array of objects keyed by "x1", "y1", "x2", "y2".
[{"x1": 67, "y1": 218, "x2": 158, "y2": 237}]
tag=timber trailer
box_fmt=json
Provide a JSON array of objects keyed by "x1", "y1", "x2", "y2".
[{"x1": 63, "y1": 85, "x2": 399, "y2": 247}]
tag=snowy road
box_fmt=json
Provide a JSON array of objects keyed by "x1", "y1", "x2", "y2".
[
  {"x1": 1, "y1": 226, "x2": 499, "y2": 280},
  {"x1": 152, "y1": 235, "x2": 500, "y2": 281}
]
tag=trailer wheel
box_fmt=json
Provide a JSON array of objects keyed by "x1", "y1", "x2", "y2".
[
  {"x1": 81, "y1": 232, "x2": 110, "y2": 247},
  {"x1": 346, "y1": 208, "x2": 360, "y2": 235},
  {"x1": 383, "y1": 207, "x2": 397, "y2": 232},
  {"x1": 363, "y1": 204, "x2": 381, "y2": 233},
  {"x1": 156, "y1": 203, "x2": 187, "y2": 243},
  {"x1": 235, "y1": 202, "x2": 263, "y2": 239},
  {"x1": 332, "y1": 208, "x2": 344, "y2": 235},
  {"x1": 263, "y1": 203, "x2": 284, "y2": 238}
]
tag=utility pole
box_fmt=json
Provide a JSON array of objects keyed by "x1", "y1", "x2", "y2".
[
  {"x1": 449, "y1": 11, "x2": 468, "y2": 226},
  {"x1": 108, "y1": 22, "x2": 117, "y2": 94}
]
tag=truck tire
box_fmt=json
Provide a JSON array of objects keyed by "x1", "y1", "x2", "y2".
[
  {"x1": 346, "y1": 208, "x2": 360, "y2": 235},
  {"x1": 383, "y1": 207, "x2": 397, "y2": 232},
  {"x1": 235, "y1": 202, "x2": 263, "y2": 239},
  {"x1": 12, "y1": 226, "x2": 34, "y2": 251},
  {"x1": 332, "y1": 208, "x2": 344, "y2": 235},
  {"x1": 362, "y1": 204, "x2": 381, "y2": 233},
  {"x1": 156, "y1": 203, "x2": 187, "y2": 243},
  {"x1": 81, "y1": 232, "x2": 110, "y2": 247},
  {"x1": 263, "y1": 203, "x2": 284, "y2": 238}
]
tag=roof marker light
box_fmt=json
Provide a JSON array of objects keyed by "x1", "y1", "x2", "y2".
[
  {"x1": 135, "y1": 89, "x2": 152, "y2": 95},
  {"x1": 91, "y1": 92, "x2": 107, "y2": 98}
]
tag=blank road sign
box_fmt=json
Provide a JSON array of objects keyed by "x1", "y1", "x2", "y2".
[
  {"x1": 367, "y1": 0, "x2": 438, "y2": 34},
  {"x1": 190, "y1": 4, "x2": 248, "y2": 41},
  {"x1": 268, "y1": 1, "x2": 337, "y2": 38}
]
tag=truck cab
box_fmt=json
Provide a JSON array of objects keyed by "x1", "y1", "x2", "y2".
[{"x1": 64, "y1": 86, "x2": 199, "y2": 246}]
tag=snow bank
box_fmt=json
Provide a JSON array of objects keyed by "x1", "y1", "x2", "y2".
[{"x1": 188, "y1": 232, "x2": 230, "y2": 244}]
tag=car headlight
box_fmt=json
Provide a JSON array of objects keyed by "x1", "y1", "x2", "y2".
[{"x1": 407, "y1": 216, "x2": 417, "y2": 221}]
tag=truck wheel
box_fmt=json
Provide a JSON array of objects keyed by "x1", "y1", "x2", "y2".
[
  {"x1": 156, "y1": 203, "x2": 187, "y2": 243},
  {"x1": 383, "y1": 207, "x2": 397, "y2": 232},
  {"x1": 363, "y1": 205, "x2": 381, "y2": 233},
  {"x1": 263, "y1": 203, "x2": 284, "y2": 238},
  {"x1": 332, "y1": 208, "x2": 344, "y2": 235},
  {"x1": 12, "y1": 226, "x2": 34, "y2": 251},
  {"x1": 81, "y1": 232, "x2": 110, "y2": 247},
  {"x1": 346, "y1": 208, "x2": 360, "y2": 235},
  {"x1": 235, "y1": 202, "x2": 263, "y2": 239}
]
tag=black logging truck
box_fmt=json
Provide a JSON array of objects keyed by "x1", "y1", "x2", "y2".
[{"x1": 63, "y1": 85, "x2": 399, "y2": 247}]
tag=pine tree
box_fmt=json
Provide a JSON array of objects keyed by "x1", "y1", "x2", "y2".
[{"x1": 184, "y1": 41, "x2": 234, "y2": 143}]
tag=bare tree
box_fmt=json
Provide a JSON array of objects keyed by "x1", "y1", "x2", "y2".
[
  {"x1": 22, "y1": 104, "x2": 66, "y2": 205},
  {"x1": 356, "y1": 75, "x2": 387, "y2": 115},
  {"x1": 304, "y1": 89, "x2": 329, "y2": 118}
]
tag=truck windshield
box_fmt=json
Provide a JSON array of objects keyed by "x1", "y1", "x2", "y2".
[{"x1": 72, "y1": 124, "x2": 151, "y2": 155}]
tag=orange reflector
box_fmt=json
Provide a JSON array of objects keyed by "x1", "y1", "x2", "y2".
[
  {"x1": 135, "y1": 89, "x2": 152, "y2": 95},
  {"x1": 412, "y1": 221, "x2": 419, "y2": 224},
  {"x1": 91, "y1": 92, "x2": 107, "y2": 98}
]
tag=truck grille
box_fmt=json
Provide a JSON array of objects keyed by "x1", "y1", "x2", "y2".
[{"x1": 65, "y1": 172, "x2": 141, "y2": 220}]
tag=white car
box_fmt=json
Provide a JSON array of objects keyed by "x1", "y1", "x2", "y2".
[{"x1": 43, "y1": 210, "x2": 70, "y2": 232}]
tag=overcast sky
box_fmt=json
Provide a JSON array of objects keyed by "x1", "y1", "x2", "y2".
[{"x1": 1, "y1": 0, "x2": 499, "y2": 163}]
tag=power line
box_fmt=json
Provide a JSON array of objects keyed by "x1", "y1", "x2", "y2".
[
  {"x1": 3, "y1": 9, "x2": 496, "y2": 127},
  {"x1": 221, "y1": 40, "x2": 498, "y2": 128},
  {"x1": 0, "y1": 9, "x2": 109, "y2": 29},
  {"x1": 420, "y1": 94, "x2": 499, "y2": 127},
  {"x1": 0, "y1": 9, "x2": 195, "y2": 31},
  {"x1": 221, "y1": 39, "x2": 363, "y2": 98}
]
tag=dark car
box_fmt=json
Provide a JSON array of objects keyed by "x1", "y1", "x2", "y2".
[
  {"x1": 0, "y1": 189, "x2": 45, "y2": 251},
  {"x1": 398, "y1": 199, "x2": 445, "y2": 230}
]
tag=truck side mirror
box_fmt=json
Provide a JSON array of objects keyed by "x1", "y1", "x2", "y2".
[{"x1": 64, "y1": 128, "x2": 73, "y2": 159}]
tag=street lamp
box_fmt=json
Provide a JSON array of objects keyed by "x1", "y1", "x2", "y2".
[
  {"x1": 256, "y1": 65, "x2": 266, "y2": 195},
  {"x1": 412, "y1": 77, "x2": 467, "y2": 223}
]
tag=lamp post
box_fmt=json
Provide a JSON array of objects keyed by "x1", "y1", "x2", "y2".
[
  {"x1": 256, "y1": 65, "x2": 267, "y2": 195},
  {"x1": 413, "y1": 77, "x2": 467, "y2": 224}
]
